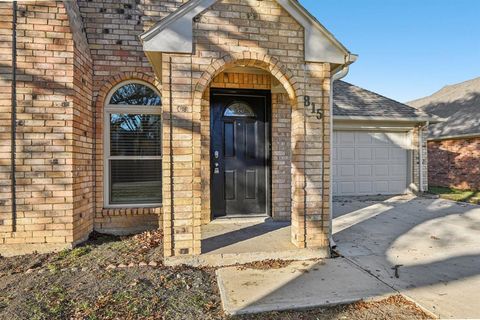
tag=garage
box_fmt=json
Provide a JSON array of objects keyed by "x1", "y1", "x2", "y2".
[{"x1": 332, "y1": 130, "x2": 410, "y2": 196}]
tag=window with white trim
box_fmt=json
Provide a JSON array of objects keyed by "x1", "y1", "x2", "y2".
[{"x1": 104, "y1": 81, "x2": 162, "y2": 207}]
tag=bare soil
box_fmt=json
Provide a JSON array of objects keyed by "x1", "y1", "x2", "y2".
[{"x1": 0, "y1": 231, "x2": 433, "y2": 320}]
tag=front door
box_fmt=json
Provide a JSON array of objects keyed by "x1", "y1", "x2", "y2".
[{"x1": 210, "y1": 89, "x2": 270, "y2": 217}]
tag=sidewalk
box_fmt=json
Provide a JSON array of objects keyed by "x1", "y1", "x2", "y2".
[{"x1": 216, "y1": 258, "x2": 394, "y2": 315}]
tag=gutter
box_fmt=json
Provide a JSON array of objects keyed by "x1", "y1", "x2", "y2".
[
  {"x1": 11, "y1": 1, "x2": 17, "y2": 232},
  {"x1": 428, "y1": 133, "x2": 480, "y2": 141},
  {"x1": 328, "y1": 55, "x2": 357, "y2": 250},
  {"x1": 333, "y1": 115, "x2": 442, "y2": 123}
]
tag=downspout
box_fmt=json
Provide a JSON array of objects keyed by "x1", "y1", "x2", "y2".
[
  {"x1": 329, "y1": 57, "x2": 354, "y2": 249},
  {"x1": 11, "y1": 1, "x2": 17, "y2": 232},
  {"x1": 302, "y1": 64, "x2": 308, "y2": 248}
]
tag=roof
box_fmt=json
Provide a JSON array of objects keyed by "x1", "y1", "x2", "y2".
[
  {"x1": 140, "y1": 0, "x2": 356, "y2": 64},
  {"x1": 333, "y1": 81, "x2": 436, "y2": 122},
  {"x1": 408, "y1": 77, "x2": 480, "y2": 140}
]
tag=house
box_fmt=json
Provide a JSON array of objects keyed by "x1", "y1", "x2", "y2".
[
  {"x1": 0, "y1": 0, "x2": 437, "y2": 261},
  {"x1": 409, "y1": 77, "x2": 480, "y2": 191}
]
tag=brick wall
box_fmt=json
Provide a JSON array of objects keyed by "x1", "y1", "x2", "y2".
[
  {"x1": 428, "y1": 138, "x2": 480, "y2": 190},
  {"x1": 1, "y1": 0, "x2": 334, "y2": 257},
  {"x1": 0, "y1": 4, "x2": 14, "y2": 243},
  {"x1": 76, "y1": 0, "x2": 189, "y2": 234},
  {"x1": 271, "y1": 93, "x2": 292, "y2": 220},
  {"x1": 0, "y1": 1, "x2": 94, "y2": 254}
]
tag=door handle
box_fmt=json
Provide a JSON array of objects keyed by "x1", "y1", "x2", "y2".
[{"x1": 214, "y1": 162, "x2": 220, "y2": 174}]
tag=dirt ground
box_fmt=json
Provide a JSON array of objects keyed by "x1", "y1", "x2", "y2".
[{"x1": 0, "y1": 231, "x2": 433, "y2": 320}]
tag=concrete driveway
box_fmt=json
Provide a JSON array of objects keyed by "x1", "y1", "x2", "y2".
[{"x1": 333, "y1": 195, "x2": 480, "y2": 319}]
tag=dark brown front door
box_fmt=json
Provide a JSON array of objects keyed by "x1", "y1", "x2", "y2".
[{"x1": 210, "y1": 89, "x2": 270, "y2": 217}]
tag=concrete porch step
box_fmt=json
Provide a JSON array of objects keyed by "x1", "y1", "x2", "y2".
[{"x1": 164, "y1": 248, "x2": 329, "y2": 267}]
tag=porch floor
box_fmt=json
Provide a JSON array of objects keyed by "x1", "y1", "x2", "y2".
[
  {"x1": 201, "y1": 218, "x2": 295, "y2": 255},
  {"x1": 164, "y1": 218, "x2": 330, "y2": 267}
]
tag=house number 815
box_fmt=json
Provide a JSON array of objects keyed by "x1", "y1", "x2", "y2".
[{"x1": 304, "y1": 96, "x2": 323, "y2": 120}]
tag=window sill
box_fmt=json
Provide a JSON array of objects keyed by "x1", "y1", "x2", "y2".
[{"x1": 101, "y1": 205, "x2": 162, "y2": 217}]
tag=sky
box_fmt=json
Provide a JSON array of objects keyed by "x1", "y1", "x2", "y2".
[{"x1": 300, "y1": 0, "x2": 480, "y2": 102}]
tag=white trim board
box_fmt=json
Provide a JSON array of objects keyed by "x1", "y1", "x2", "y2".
[{"x1": 140, "y1": 0, "x2": 356, "y2": 64}]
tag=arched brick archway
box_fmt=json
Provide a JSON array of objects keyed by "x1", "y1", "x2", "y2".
[
  {"x1": 193, "y1": 52, "x2": 300, "y2": 107},
  {"x1": 163, "y1": 51, "x2": 331, "y2": 259},
  {"x1": 189, "y1": 52, "x2": 319, "y2": 254}
]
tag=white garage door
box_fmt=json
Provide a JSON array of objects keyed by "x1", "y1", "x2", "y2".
[{"x1": 333, "y1": 131, "x2": 409, "y2": 196}]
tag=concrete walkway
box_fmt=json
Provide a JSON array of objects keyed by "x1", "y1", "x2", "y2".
[
  {"x1": 216, "y1": 258, "x2": 392, "y2": 315},
  {"x1": 333, "y1": 195, "x2": 480, "y2": 319},
  {"x1": 216, "y1": 195, "x2": 480, "y2": 318}
]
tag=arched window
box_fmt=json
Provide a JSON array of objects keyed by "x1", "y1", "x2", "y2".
[
  {"x1": 223, "y1": 101, "x2": 256, "y2": 117},
  {"x1": 104, "y1": 81, "x2": 162, "y2": 206}
]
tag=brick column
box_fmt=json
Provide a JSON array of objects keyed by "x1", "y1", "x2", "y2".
[
  {"x1": 291, "y1": 63, "x2": 331, "y2": 249},
  {"x1": 162, "y1": 55, "x2": 201, "y2": 257}
]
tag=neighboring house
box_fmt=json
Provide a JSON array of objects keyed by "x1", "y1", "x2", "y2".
[
  {"x1": 409, "y1": 77, "x2": 480, "y2": 191},
  {"x1": 0, "y1": 0, "x2": 436, "y2": 260}
]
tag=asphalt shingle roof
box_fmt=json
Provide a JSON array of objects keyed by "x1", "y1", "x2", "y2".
[
  {"x1": 333, "y1": 81, "x2": 430, "y2": 120},
  {"x1": 408, "y1": 77, "x2": 480, "y2": 139}
]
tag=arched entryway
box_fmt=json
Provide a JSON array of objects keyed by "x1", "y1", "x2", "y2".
[
  {"x1": 190, "y1": 52, "x2": 316, "y2": 257},
  {"x1": 161, "y1": 51, "x2": 332, "y2": 261}
]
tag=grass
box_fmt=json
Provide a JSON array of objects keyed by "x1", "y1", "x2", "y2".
[
  {"x1": 429, "y1": 186, "x2": 480, "y2": 204},
  {"x1": 0, "y1": 231, "x2": 434, "y2": 320}
]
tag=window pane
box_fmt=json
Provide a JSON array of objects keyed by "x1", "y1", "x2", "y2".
[
  {"x1": 110, "y1": 159, "x2": 162, "y2": 204},
  {"x1": 224, "y1": 102, "x2": 255, "y2": 117},
  {"x1": 109, "y1": 83, "x2": 161, "y2": 106},
  {"x1": 110, "y1": 114, "x2": 161, "y2": 156}
]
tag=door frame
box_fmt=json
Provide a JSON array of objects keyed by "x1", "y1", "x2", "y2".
[{"x1": 209, "y1": 88, "x2": 272, "y2": 219}]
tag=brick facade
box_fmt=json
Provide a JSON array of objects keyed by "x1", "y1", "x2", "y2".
[
  {"x1": 0, "y1": 1, "x2": 93, "y2": 253},
  {"x1": 76, "y1": 0, "x2": 184, "y2": 235},
  {"x1": 428, "y1": 138, "x2": 480, "y2": 190},
  {"x1": 0, "y1": 0, "x2": 349, "y2": 258},
  {"x1": 158, "y1": 0, "x2": 333, "y2": 257}
]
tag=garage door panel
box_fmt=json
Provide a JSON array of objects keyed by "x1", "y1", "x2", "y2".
[
  {"x1": 372, "y1": 133, "x2": 390, "y2": 145},
  {"x1": 339, "y1": 165, "x2": 354, "y2": 176},
  {"x1": 355, "y1": 133, "x2": 372, "y2": 144},
  {"x1": 357, "y1": 148, "x2": 373, "y2": 160},
  {"x1": 374, "y1": 148, "x2": 389, "y2": 160},
  {"x1": 338, "y1": 132, "x2": 355, "y2": 145},
  {"x1": 390, "y1": 164, "x2": 406, "y2": 176},
  {"x1": 332, "y1": 147, "x2": 338, "y2": 161},
  {"x1": 373, "y1": 181, "x2": 389, "y2": 193},
  {"x1": 375, "y1": 165, "x2": 389, "y2": 176},
  {"x1": 333, "y1": 131, "x2": 408, "y2": 196},
  {"x1": 357, "y1": 165, "x2": 372, "y2": 176},
  {"x1": 389, "y1": 180, "x2": 406, "y2": 193},
  {"x1": 356, "y1": 181, "x2": 373, "y2": 194},
  {"x1": 390, "y1": 148, "x2": 407, "y2": 160},
  {"x1": 338, "y1": 148, "x2": 355, "y2": 161},
  {"x1": 339, "y1": 181, "x2": 355, "y2": 194},
  {"x1": 332, "y1": 181, "x2": 338, "y2": 195}
]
